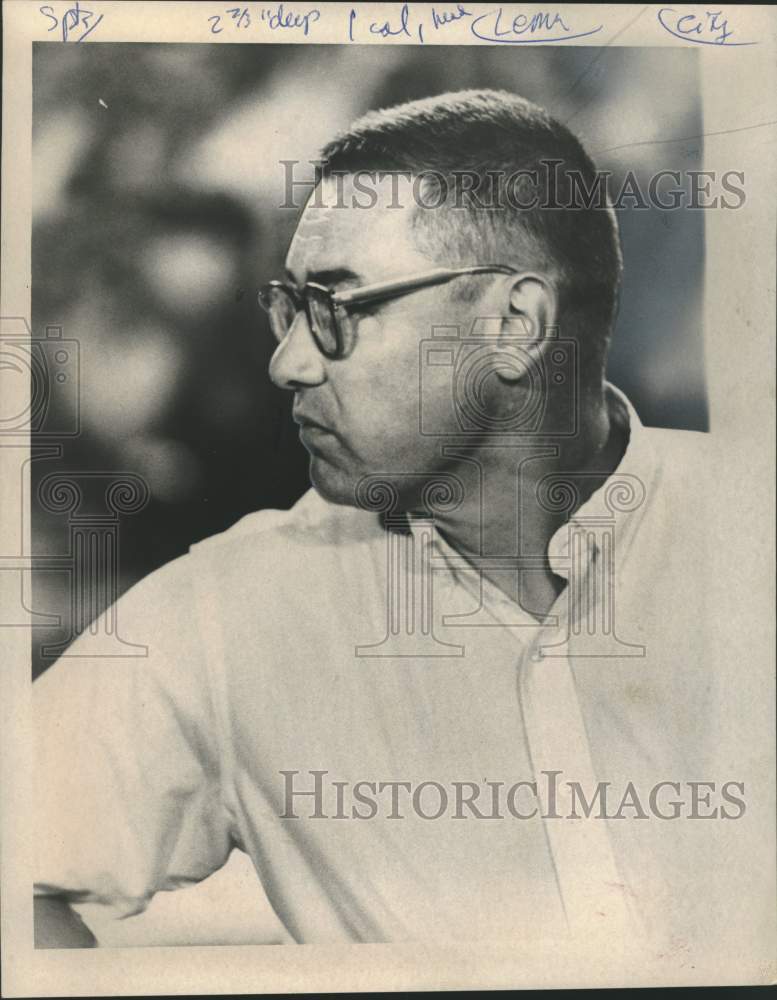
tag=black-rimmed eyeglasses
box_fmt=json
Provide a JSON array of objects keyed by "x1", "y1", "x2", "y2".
[{"x1": 257, "y1": 265, "x2": 516, "y2": 360}]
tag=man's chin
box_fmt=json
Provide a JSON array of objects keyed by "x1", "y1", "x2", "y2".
[
  {"x1": 309, "y1": 460, "x2": 428, "y2": 516},
  {"x1": 308, "y1": 459, "x2": 360, "y2": 508}
]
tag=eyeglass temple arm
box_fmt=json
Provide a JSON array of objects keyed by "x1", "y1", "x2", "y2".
[{"x1": 333, "y1": 265, "x2": 516, "y2": 307}]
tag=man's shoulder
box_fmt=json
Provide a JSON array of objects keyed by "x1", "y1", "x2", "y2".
[
  {"x1": 642, "y1": 424, "x2": 713, "y2": 457},
  {"x1": 641, "y1": 424, "x2": 717, "y2": 490},
  {"x1": 62, "y1": 490, "x2": 380, "y2": 659},
  {"x1": 637, "y1": 425, "x2": 724, "y2": 548},
  {"x1": 188, "y1": 488, "x2": 383, "y2": 568}
]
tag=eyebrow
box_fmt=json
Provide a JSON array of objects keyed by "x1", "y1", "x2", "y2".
[{"x1": 283, "y1": 266, "x2": 362, "y2": 288}]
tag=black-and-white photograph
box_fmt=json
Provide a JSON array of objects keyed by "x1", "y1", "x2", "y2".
[{"x1": 2, "y1": 1, "x2": 775, "y2": 993}]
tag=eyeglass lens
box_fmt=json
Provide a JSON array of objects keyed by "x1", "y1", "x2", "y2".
[
  {"x1": 306, "y1": 288, "x2": 338, "y2": 355},
  {"x1": 263, "y1": 285, "x2": 340, "y2": 357},
  {"x1": 265, "y1": 287, "x2": 296, "y2": 342}
]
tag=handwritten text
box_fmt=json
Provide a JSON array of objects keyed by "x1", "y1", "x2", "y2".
[
  {"x1": 656, "y1": 8, "x2": 756, "y2": 46},
  {"x1": 39, "y1": 1, "x2": 104, "y2": 42},
  {"x1": 469, "y1": 8, "x2": 602, "y2": 43},
  {"x1": 208, "y1": 3, "x2": 321, "y2": 36}
]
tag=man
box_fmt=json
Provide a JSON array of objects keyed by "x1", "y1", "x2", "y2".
[{"x1": 33, "y1": 90, "x2": 761, "y2": 953}]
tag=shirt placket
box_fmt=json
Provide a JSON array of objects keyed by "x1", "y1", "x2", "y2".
[
  {"x1": 429, "y1": 522, "x2": 637, "y2": 938},
  {"x1": 517, "y1": 454, "x2": 655, "y2": 941},
  {"x1": 405, "y1": 386, "x2": 655, "y2": 943},
  {"x1": 519, "y1": 543, "x2": 643, "y2": 943}
]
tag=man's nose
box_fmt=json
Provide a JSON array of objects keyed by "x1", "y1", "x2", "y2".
[{"x1": 268, "y1": 312, "x2": 326, "y2": 390}]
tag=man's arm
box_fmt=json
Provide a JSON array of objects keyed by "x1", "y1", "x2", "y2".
[
  {"x1": 34, "y1": 896, "x2": 97, "y2": 948},
  {"x1": 34, "y1": 555, "x2": 232, "y2": 941}
]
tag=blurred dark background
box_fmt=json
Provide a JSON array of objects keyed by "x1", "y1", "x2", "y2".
[{"x1": 30, "y1": 43, "x2": 707, "y2": 676}]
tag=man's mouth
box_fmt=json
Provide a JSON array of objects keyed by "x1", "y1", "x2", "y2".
[
  {"x1": 293, "y1": 411, "x2": 332, "y2": 434},
  {"x1": 293, "y1": 411, "x2": 339, "y2": 453}
]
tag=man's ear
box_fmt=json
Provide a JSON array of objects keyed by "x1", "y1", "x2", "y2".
[{"x1": 499, "y1": 273, "x2": 557, "y2": 346}]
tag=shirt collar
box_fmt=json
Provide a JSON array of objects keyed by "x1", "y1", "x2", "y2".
[
  {"x1": 546, "y1": 383, "x2": 657, "y2": 580},
  {"x1": 404, "y1": 384, "x2": 656, "y2": 588}
]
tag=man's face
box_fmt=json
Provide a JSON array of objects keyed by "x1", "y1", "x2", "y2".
[{"x1": 270, "y1": 175, "x2": 497, "y2": 509}]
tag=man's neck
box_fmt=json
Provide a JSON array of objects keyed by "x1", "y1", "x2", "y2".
[{"x1": 428, "y1": 386, "x2": 629, "y2": 618}]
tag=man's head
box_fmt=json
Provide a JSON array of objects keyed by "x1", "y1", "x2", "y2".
[{"x1": 268, "y1": 89, "x2": 623, "y2": 509}]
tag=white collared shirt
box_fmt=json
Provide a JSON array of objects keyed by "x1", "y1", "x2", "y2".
[{"x1": 33, "y1": 386, "x2": 769, "y2": 952}]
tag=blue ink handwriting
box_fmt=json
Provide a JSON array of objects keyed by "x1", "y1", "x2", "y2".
[
  {"x1": 470, "y1": 8, "x2": 602, "y2": 43},
  {"x1": 208, "y1": 3, "x2": 320, "y2": 36},
  {"x1": 39, "y1": 1, "x2": 104, "y2": 41},
  {"x1": 348, "y1": 3, "x2": 426, "y2": 43},
  {"x1": 657, "y1": 8, "x2": 756, "y2": 46},
  {"x1": 227, "y1": 6, "x2": 251, "y2": 28},
  {"x1": 431, "y1": 4, "x2": 472, "y2": 30},
  {"x1": 262, "y1": 2, "x2": 320, "y2": 34},
  {"x1": 369, "y1": 3, "x2": 413, "y2": 39}
]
